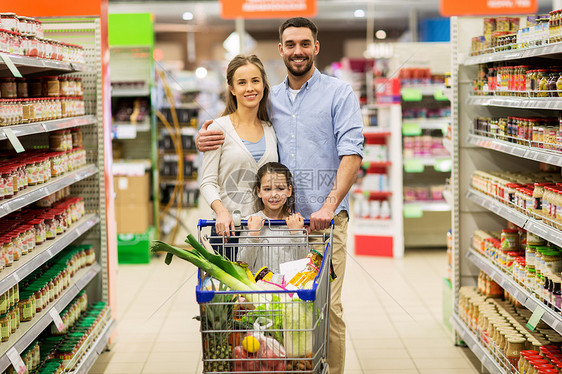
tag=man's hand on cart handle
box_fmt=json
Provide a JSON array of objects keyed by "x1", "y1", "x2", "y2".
[
  {"x1": 195, "y1": 120, "x2": 225, "y2": 152},
  {"x1": 309, "y1": 207, "x2": 335, "y2": 233}
]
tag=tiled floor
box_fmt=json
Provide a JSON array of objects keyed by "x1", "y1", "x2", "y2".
[{"x1": 90, "y1": 244, "x2": 482, "y2": 373}]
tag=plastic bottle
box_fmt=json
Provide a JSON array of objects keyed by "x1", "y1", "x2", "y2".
[
  {"x1": 380, "y1": 200, "x2": 391, "y2": 220},
  {"x1": 369, "y1": 200, "x2": 381, "y2": 219}
]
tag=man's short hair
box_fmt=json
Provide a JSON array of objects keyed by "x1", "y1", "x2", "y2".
[{"x1": 279, "y1": 17, "x2": 318, "y2": 42}]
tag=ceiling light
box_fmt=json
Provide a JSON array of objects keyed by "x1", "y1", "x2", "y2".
[
  {"x1": 376, "y1": 30, "x2": 387, "y2": 40},
  {"x1": 182, "y1": 12, "x2": 194, "y2": 21},
  {"x1": 354, "y1": 9, "x2": 365, "y2": 18},
  {"x1": 195, "y1": 67, "x2": 208, "y2": 79}
]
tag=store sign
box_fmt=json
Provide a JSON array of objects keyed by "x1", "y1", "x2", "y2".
[
  {"x1": 440, "y1": 0, "x2": 537, "y2": 16},
  {"x1": 220, "y1": 0, "x2": 317, "y2": 19}
]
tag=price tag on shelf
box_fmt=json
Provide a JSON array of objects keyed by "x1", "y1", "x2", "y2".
[
  {"x1": 6, "y1": 347, "x2": 26, "y2": 374},
  {"x1": 402, "y1": 122, "x2": 422, "y2": 136},
  {"x1": 49, "y1": 307, "x2": 65, "y2": 332},
  {"x1": 3, "y1": 129, "x2": 25, "y2": 153},
  {"x1": 526, "y1": 306, "x2": 546, "y2": 331},
  {"x1": 403, "y1": 204, "x2": 423, "y2": 218},
  {"x1": 0, "y1": 53, "x2": 22, "y2": 78},
  {"x1": 404, "y1": 159, "x2": 424, "y2": 173},
  {"x1": 401, "y1": 88, "x2": 422, "y2": 102},
  {"x1": 434, "y1": 89, "x2": 448, "y2": 101},
  {"x1": 434, "y1": 159, "x2": 452, "y2": 173}
]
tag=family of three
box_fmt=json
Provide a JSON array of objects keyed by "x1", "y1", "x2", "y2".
[{"x1": 197, "y1": 17, "x2": 364, "y2": 373}]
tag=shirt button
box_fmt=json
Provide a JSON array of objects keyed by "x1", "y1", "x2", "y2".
[
  {"x1": 291, "y1": 134, "x2": 295, "y2": 138},
  {"x1": 291, "y1": 154, "x2": 295, "y2": 157},
  {"x1": 292, "y1": 115, "x2": 296, "y2": 118}
]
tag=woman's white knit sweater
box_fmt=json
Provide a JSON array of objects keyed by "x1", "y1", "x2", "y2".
[{"x1": 199, "y1": 115, "x2": 278, "y2": 218}]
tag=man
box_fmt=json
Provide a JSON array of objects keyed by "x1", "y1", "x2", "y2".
[{"x1": 196, "y1": 17, "x2": 363, "y2": 373}]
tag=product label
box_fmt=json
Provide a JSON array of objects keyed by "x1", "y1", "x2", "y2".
[
  {"x1": 49, "y1": 308, "x2": 64, "y2": 332},
  {"x1": 6, "y1": 347, "x2": 26, "y2": 374}
]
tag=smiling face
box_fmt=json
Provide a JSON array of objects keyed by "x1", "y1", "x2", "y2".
[
  {"x1": 257, "y1": 172, "x2": 292, "y2": 216},
  {"x1": 278, "y1": 26, "x2": 319, "y2": 78},
  {"x1": 229, "y1": 63, "x2": 265, "y2": 110}
]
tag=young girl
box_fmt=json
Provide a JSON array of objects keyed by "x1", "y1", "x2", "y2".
[{"x1": 238, "y1": 162, "x2": 307, "y2": 274}]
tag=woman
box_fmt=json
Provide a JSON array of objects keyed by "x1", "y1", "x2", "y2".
[{"x1": 199, "y1": 55, "x2": 278, "y2": 258}]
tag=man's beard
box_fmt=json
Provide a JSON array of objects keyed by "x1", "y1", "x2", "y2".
[{"x1": 285, "y1": 56, "x2": 314, "y2": 77}]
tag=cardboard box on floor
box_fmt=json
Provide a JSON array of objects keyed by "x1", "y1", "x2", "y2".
[{"x1": 113, "y1": 173, "x2": 152, "y2": 234}]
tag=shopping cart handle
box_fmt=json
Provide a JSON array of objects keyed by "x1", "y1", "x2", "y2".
[{"x1": 198, "y1": 218, "x2": 335, "y2": 227}]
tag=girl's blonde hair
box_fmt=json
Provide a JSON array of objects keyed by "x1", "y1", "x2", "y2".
[
  {"x1": 221, "y1": 54, "x2": 270, "y2": 122},
  {"x1": 255, "y1": 162, "x2": 295, "y2": 216}
]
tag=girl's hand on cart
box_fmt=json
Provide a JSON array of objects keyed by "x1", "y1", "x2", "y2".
[
  {"x1": 247, "y1": 216, "x2": 263, "y2": 236},
  {"x1": 216, "y1": 211, "x2": 235, "y2": 237},
  {"x1": 286, "y1": 213, "x2": 305, "y2": 233}
]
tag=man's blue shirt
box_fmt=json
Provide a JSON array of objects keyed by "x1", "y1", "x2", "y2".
[{"x1": 269, "y1": 68, "x2": 364, "y2": 218}]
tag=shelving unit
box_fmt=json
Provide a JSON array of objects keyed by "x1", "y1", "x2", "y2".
[
  {"x1": 466, "y1": 133, "x2": 562, "y2": 167},
  {"x1": 353, "y1": 103, "x2": 404, "y2": 258},
  {"x1": 109, "y1": 14, "x2": 159, "y2": 255},
  {"x1": 0, "y1": 214, "x2": 99, "y2": 296},
  {"x1": 71, "y1": 318, "x2": 116, "y2": 374},
  {"x1": 450, "y1": 16, "x2": 562, "y2": 367},
  {"x1": 466, "y1": 248, "x2": 562, "y2": 335},
  {"x1": 401, "y1": 83, "x2": 451, "y2": 247},
  {"x1": 0, "y1": 264, "x2": 101, "y2": 372},
  {"x1": 0, "y1": 15, "x2": 114, "y2": 371},
  {"x1": 451, "y1": 313, "x2": 505, "y2": 374},
  {"x1": 0, "y1": 116, "x2": 96, "y2": 141},
  {"x1": 466, "y1": 95, "x2": 562, "y2": 110},
  {"x1": 0, "y1": 53, "x2": 90, "y2": 77},
  {"x1": 0, "y1": 165, "x2": 98, "y2": 219}
]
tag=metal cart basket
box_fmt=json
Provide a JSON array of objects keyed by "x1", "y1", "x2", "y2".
[{"x1": 195, "y1": 218, "x2": 333, "y2": 374}]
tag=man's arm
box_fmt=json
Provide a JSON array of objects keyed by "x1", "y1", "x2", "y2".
[
  {"x1": 309, "y1": 154, "x2": 362, "y2": 232},
  {"x1": 195, "y1": 120, "x2": 226, "y2": 152}
]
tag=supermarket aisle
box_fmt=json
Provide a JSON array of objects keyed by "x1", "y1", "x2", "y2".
[{"x1": 90, "y1": 247, "x2": 480, "y2": 374}]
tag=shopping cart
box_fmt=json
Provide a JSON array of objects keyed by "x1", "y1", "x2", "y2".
[{"x1": 195, "y1": 217, "x2": 333, "y2": 374}]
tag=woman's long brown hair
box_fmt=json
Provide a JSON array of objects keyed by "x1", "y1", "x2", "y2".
[{"x1": 221, "y1": 54, "x2": 270, "y2": 122}]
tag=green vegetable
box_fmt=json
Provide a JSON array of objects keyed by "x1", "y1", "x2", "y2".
[
  {"x1": 150, "y1": 240, "x2": 262, "y2": 292},
  {"x1": 185, "y1": 234, "x2": 253, "y2": 288},
  {"x1": 283, "y1": 296, "x2": 313, "y2": 357}
]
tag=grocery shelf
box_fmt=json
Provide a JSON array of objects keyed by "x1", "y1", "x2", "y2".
[
  {"x1": 404, "y1": 200, "x2": 450, "y2": 212},
  {"x1": 451, "y1": 313, "x2": 505, "y2": 374},
  {"x1": 362, "y1": 161, "x2": 392, "y2": 169},
  {"x1": 404, "y1": 157, "x2": 450, "y2": 166},
  {"x1": 0, "y1": 214, "x2": 99, "y2": 297},
  {"x1": 0, "y1": 164, "x2": 98, "y2": 219},
  {"x1": 463, "y1": 42, "x2": 562, "y2": 65},
  {"x1": 112, "y1": 122, "x2": 151, "y2": 140},
  {"x1": 403, "y1": 117, "x2": 451, "y2": 130},
  {"x1": 401, "y1": 84, "x2": 448, "y2": 97},
  {"x1": 466, "y1": 248, "x2": 562, "y2": 335},
  {"x1": 0, "y1": 116, "x2": 96, "y2": 141},
  {"x1": 0, "y1": 53, "x2": 90, "y2": 77},
  {"x1": 466, "y1": 95, "x2": 562, "y2": 110},
  {"x1": 442, "y1": 138, "x2": 453, "y2": 155},
  {"x1": 111, "y1": 88, "x2": 150, "y2": 97},
  {"x1": 362, "y1": 128, "x2": 391, "y2": 139},
  {"x1": 0, "y1": 263, "x2": 101, "y2": 372},
  {"x1": 466, "y1": 134, "x2": 562, "y2": 167},
  {"x1": 354, "y1": 190, "x2": 393, "y2": 199},
  {"x1": 71, "y1": 318, "x2": 116, "y2": 374},
  {"x1": 466, "y1": 187, "x2": 562, "y2": 248},
  {"x1": 465, "y1": 188, "x2": 528, "y2": 227}
]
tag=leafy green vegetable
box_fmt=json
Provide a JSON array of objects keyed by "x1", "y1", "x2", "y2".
[
  {"x1": 150, "y1": 240, "x2": 262, "y2": 292},
  {"x1": 283, "y1": 296, "x2": 313, "y2": 357}
]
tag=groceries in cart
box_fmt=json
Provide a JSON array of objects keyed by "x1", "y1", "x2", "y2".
[{"x1": 151, "y1": 218, "x2": 333, "y2": 373}]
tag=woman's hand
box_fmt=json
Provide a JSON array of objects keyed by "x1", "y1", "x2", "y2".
[
  {"x1": 216, "y1": 210, "x2": 235, "y2": 238},
  {"x1": 286, "y1": 213, "x2": 305, "y2": 233},
  {"x1": 247, "y1": 216, "x2": 263, "y2": 236}
]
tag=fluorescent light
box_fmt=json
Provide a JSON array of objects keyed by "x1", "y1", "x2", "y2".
[
  {"x1": 376, "y1": 30, "x2": 387, "y2": 39},
  {"x1": 195, "y1": 67, "x2": 208, "y2": 79},
  {"x1": 354, "y1": 9, "x2": 365, "y2": 18},
  {"x1": 182, "y1": 12, "x2": 194, "y2": 21}
]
